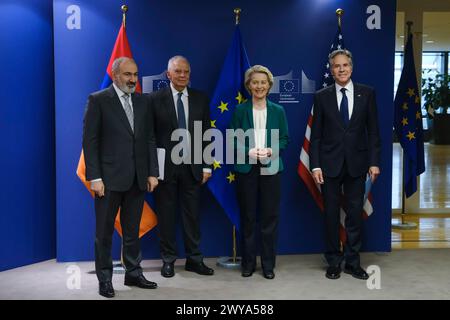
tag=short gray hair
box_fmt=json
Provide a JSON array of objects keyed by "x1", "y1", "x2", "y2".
[
  {"x1": 111, "y1": 57, "x2": 136, "y2": 74},
  {"x1": 167, "y1": 55, "x2": 190, "y2": 71},
  {"x1": 244, "y1": 65, "x2": 274, "y2": 94},
  {"x1": 328, "y1": 49, "x2": 353, "y2": 68}
]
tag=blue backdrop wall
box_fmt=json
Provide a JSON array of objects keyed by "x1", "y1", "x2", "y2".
[
  {"x1": 0, "y1": 1, "x2": 55, "y2": 271},
  {"x1": 54, "y1": 0, "x2": 395, "y2": 262}
]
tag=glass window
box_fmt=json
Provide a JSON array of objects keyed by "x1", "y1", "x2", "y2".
[{"x1": 422, "y1": 52, "x2": 443, "y2": 82}]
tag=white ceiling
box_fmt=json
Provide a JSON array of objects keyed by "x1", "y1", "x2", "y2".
[
  {"x1": 396, "y1": 11, "x2": 450, "y2": 51},
  {"x1": 396, "y1": 0, "x2": 450, "y2": 52}
]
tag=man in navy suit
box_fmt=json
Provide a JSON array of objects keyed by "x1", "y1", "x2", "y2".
[
  {"x1": 149, "y1": 56, "x2": 214, "y2": 278},
  {"x1": 310, "y1": 49, "x2": 381, "y2": 280},
  {"x1": 83, "y1": 57, "x2": 159, "y2": 297}
]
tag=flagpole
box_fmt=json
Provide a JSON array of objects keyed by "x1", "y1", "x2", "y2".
[
  {"x1": 336, "y1": 8, "x2": 343, "y2": 29},
  {"x1": 392, "y1": 21, "x2": 417, "y2": 230},
  {"x1": 336, "y1": 8, "x2": 345, "y2": 254},
  {"x1": 114, "y1": 4, "x2": 129, "y2": 274},
  {"x1": 216, "y1": 8, "x2": 244, "y2": 270}
]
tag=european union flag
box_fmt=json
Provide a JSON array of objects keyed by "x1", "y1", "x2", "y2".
[
  {"x1": 393, "y1": 33, "x2": 425, "y2": 197},
  {"x1": 153, "y1": 79, "x2": 170, "y2": 92},
  {"x1": 207, "y1": 25, "x2": 250, "y2": 231}
]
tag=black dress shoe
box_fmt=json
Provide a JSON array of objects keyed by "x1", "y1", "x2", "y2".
[
  {"x1": 241, "y1": 269, "x2": 254, "y2": 277},
  {"x1": 161, "y1": 262, "x2": 175, "y2": 278},
  {"x1": 124, "y1": 274, "x2": 157, "y2": 289},
  {"x1": 185, "y1": 261, "x2": 214, "y2": 275},
  {"x1": 99, "y1": 281, "x2": 115, "y2": 298},
  {"x1": 344, "y1": 265, "x2": 369, "y2": 280},
  {"x1": 263, "y1": 270, "x2": 275, "y2": 280},
  {"x1": 326, "y1": 266, "x2": 341, "y2": 279}
]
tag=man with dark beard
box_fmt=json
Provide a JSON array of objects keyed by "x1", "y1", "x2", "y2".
[{"x1": 83, "y1": 57, "x2": 159, "y2": 297}]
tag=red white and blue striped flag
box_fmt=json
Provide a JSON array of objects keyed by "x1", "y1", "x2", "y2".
[{"x1": 297, "y1": 26, "x2": 374, "y2": 243}]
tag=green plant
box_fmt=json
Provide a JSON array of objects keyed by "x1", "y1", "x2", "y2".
[{"x1": 422, "y1": 73, "x2": 450, "y2": 117}]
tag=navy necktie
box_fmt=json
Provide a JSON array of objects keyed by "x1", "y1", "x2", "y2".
[
  {"x1": 177, "y1": 92, "x2": 187, "y2": 158},
  {"x1": 177, "y1": 92, "x2": 186, "y2": 129},
  {"x1": 340, "y1": 87, "x2": 349, "y2": 126}
]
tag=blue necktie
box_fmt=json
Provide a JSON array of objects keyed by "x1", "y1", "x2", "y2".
[
  {"x1": 177, "y1": 92, "x2": 186, "y2": 129},
  {"x1": 340, "y1": 87, "x2": 349, "y2": 126},
  {"x1": 177, "y1": 92, "x2": 187, "y2": 157}
]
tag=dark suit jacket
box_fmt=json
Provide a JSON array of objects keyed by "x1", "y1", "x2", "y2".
[
  {"x1": 310, "y1": 83, "x2": 381, "y2": 178},
  {"x1": 83, "y1": 85, "x2": 159, "y2": 192},
  {"x1": 229, "y1": 99, "x2": 289, "y2": 175},
  {"x1": 148, "y1": 87, "x2": 211, "y2": 182}
]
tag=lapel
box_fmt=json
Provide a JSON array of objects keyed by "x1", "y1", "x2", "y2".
[
  {"x1": 132, "y1": 93, "x2": 144, "y2": 136},
  {"x1": 349, "y1": 83, "x2": 362, "y2": 127},
  {"x1": 163, "y1": 87, "x2": 178, "y2": 130},
  {"x1": 187, "y1": 88, "x2": 194, "y2": 134},
  {"x1": 326, "y1": 84, "x2": 345, "y2": 128},
  {"x1": 245, "y1": 101, "x2": 254, "y2": 129},
  {"x1": 265, "y1": 100, "x2": 275, "y2": 147},
  {"x1": 107, "y1": 85, "x2": 134, "y2": 136}
]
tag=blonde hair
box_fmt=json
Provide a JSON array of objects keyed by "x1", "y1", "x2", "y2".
[{"x1": 244, "y1": 65, "x2": 274, "y2": 94}]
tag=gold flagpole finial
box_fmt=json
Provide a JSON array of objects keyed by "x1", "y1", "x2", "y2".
[
  {"x1": 336, "y1": 8, "x2": 344, "y2": 29},
  {"x1": 121, "y1": 5, "x2": 128, "y2": 28},
  {"x1": 234, "y1": 8, "x2": 241, "y2": 25}
]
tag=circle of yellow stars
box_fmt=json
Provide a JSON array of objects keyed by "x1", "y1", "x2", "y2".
[
  {"x1": 209, "y1": 91, "x2": 247, "y2": 184},
  {"x1": 401, "y1": 87, "x2": 421, "y2": 141}
]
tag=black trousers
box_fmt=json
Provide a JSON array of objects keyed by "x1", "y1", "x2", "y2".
[
  {"x1": 94, "y1": 179, "x2": 145, "y2": 283},
  {"x1": 322, "y1": 162, "x2": 365, "y2": 268},
  {"x1": 154, "y1": 164, "x2": 202, "y2": 264},
  {"x1": 236, "y1": 165, "x2": 281, "y2": 272}
]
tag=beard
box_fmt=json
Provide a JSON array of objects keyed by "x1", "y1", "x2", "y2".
[{"x1": 116, "y1": 81, "x2": 136, "y2": 94}]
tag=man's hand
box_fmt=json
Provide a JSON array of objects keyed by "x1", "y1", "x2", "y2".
[
  {"x1": 91, "y1": 180, "x2": 105, "y2": 197},
  {"x1": 312, "y1": 169, "x2": 324, "y2": 185},
  {"x1": 147, "y1": 176, "x2": 159, "y2": 192},
  {"x1": 202, "y1": 172, "x2": 212, "y2": 185},
  {"x1": 368, "y1": 166, "x2": 380, "y2": 183}
]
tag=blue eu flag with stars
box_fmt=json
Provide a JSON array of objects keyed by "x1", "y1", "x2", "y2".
[
  {"x1": 207, "y1": 26, "x2": 250, "y2": 231},
  {"x1": 393, "y1": 33, "x2": 425, "y2": 198}
]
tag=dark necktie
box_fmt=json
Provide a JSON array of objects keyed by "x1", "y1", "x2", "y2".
[
  {"x1": 177, "y1": 92, "x2": 186, "y2": 129},
  {"x1": 177, "y1": 92, "x2": 187, "y2": 157},
  {"x1": 340, "y1": 87, "x2": 349, "y2": 126}
]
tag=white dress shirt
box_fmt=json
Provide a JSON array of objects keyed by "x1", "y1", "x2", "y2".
[{"x1": 253, "y1": 107, "x2": 267, "y2": 149}]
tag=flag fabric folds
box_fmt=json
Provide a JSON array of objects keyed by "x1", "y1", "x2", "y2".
[
  {"x1": 76, "y1": 24, "x2": 157, "y2": 238},
  {"x1": 207, "y1": 26, "x2": 251, "y2": 231},
  {"x1": 297, "y1": 27, "x2": 374, "y2": 243},
  {"x1": 393, "y1": 33, "x2": 425, "y2": 198}
]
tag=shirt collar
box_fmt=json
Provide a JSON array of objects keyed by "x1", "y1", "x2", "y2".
[
  {"x1": 335, "y1": 80, "x2": 353, "y2": 94},
  {"x1": 170, "y1": 82, "x2": 189, "y2": 97},
  {"x1": 113, "y1": 83, "x2": 130, "y2": 99}
]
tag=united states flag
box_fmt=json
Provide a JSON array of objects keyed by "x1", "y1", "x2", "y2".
[{"x1": 297, "y1": 27, "x2": 374, "y2": 243}]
